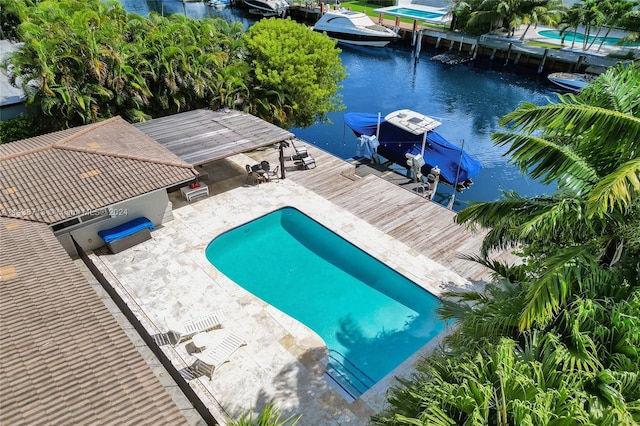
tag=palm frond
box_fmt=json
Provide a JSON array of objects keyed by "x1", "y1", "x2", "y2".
[
  {"x1": 587, "y1": 158, "x2": 640, "y2": 218},
  {"x1": 519, "y1": 245, "x2": 599, "y2": 330},
  {"x1": 492, "y1": 131, "x2": 599, "y2": 191}
]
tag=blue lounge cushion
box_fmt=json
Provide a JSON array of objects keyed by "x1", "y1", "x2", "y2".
[{"x1": 98, "y1": 217, "x2": 155, "y2": 243}]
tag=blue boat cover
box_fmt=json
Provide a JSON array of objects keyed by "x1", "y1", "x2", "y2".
[
  {"x1": 344, "y1": 112, "x2": 482, "y2": 184},
  {"x1": 98, "y1": 217, "x2": 155, "y2": 243}
]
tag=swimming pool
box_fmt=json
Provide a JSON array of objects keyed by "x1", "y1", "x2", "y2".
[
  {"x1": 538, "y1": 29, "x2": 636, "y2": 46},
  {"x1": 206, "y1": 207, "x2": 446, "y2": 398},
  {"x1": 375, "y1": 5, "x2": 450, "y2": 23}
]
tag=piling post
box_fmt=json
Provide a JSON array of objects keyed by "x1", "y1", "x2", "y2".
[
  {"x1": 320, "y1": 2, "x2": 324, "y2": 14},
  {"x1": 575, "y1": 55, "x2": 585, "y2": 71},
  {"x1": 411, "y1": 20, "x2": 418, "y2": 46},
  {"x1": 472, "y1": 42, "x2": 478, "y2": 59},
  {"x1": 435, "y1": 37, "x2": 442, "y2": 49},
  {"x1": 504, "y1": 42, "x2": 512, "y2": 66},
  {"x1": 538, "y1": 48, "x2": 548, "y2": 74},
  {"x1": 490, "y1": 48, "x2": 497, "y2": 60},
  {"x1": 415, "y1": 29, "x2": 422, "y2": 63},
  {"x1": 379, "y1": 13, "x2": 383, "y2": 24},
  {"x1": 514, "y1": 52, "x2": 521, "y2": 64},
  {"x1": 459, "y1": 36, "x2": 464, "y2": 53}
]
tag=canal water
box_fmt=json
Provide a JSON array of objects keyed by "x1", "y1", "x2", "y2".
[{"x1": 121, "y1": 1, "x2": 559, "y2": 209}]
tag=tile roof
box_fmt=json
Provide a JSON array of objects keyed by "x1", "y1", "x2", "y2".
[
  {"x1": 0, "y1": 117, "x2": 196, "y2": 223},
  {"x1": 135, "y1": 109, "x2": 294, "y2": 166},
  {"x1": 0, "y1": 217, "x2": 189, "y2": 425}
]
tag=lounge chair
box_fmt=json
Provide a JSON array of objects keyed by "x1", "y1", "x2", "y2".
[
  {"x1": 299, "y1": 155, "x2": 316, "y2": 169},
  {"x1": 291, "y1": 140, "x2": 308, "y2": 160},
  {"x1": 192, "y1": 332, "x2": 247, "y2": 379},
  {"x1": 166, "y1": 311, "x2": 225, "y2": 347}
]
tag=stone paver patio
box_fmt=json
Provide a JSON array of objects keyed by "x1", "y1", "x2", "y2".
[{"x1": 90, "y1": 153, "x2": 471, "y2": 425}]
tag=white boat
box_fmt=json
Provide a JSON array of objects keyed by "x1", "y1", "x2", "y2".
[
  {"x1": 313, "y1": 10, "x2": 399, "y2": 48},
  {"x1": 243, "y1": 0, "x2": 289, "y2": 17},
  {"x1": 547, "y1": 72, "x2": 597, "y2": 92},
  {"x1": 208, "y1": 0, "x2": 230, "y2": 7}
]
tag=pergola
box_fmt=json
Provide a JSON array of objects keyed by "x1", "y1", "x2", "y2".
[{"x1": 135, "y1": 109, "x2": 294, "y2": 177}]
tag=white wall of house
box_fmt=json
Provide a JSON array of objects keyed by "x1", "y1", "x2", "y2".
[{"x1": 55, "y1": 189, "x2": 172, "y2": 256}]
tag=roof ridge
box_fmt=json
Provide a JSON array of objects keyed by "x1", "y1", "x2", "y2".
[
  {"x1": 55, "y1": 117, "x2": 120, "y2": 146},
  {"x1": 55, "y1": 144, "x2": 197, "y2": 171},
  {"x1": 0, "y1": 119, "x2": 118, "y2": 162}
]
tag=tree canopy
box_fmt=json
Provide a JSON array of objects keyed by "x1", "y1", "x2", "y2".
[
  {"x1": 243, "y1": 18, "x2": 346, "y2": 129},
  {"x1": 1, "y1": 0, "x2": 345, "y2": 135}
]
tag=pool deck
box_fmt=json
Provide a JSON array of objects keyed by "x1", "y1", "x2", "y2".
[{"x1": 89, "y1": 145, "x2": 512, "y2": 425}]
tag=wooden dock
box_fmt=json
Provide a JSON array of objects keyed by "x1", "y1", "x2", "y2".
[{"x1": 248, "y1": 141, "x2": 518, "y2": 284}]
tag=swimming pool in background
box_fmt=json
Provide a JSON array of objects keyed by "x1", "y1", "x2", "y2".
[
  {"x1": 375, "y1": 5, "x2": 450, "y2": 23},
  {"x1": 205, "y1": 207, "x2": 447, "y2": 398},
  {"x1": 537, "y1": 29, "x2": 636, "y2": 46}
]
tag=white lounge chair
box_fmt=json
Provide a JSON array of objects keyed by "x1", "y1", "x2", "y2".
[
  {"x1": 291, "y1": 140, "x2": 308, "y2": 160},
  {"x1": 166, "y1": 311, "x2": 224, "y2": 347},
  {"x1": 192, "y1": 332, "x2": 247, "y2": 379}
]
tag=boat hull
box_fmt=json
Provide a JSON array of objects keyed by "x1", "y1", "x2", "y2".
[
  {"x1": 313, "y1": 29, "x2": 397, "y2": 47},
  {"x1": 547, "y1": 72, "x2": 595, "y2": 92},
  {"x1": 243, "y1": 0, "x2": 288, "y2": 16}
]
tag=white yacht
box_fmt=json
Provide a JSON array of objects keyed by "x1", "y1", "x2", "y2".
[
  {"x1": 243, "y1": 0, "x2": 289, "y2": 17},
  {"x1": 313, "y1": 10, "x2": 399, "y2": 47}
]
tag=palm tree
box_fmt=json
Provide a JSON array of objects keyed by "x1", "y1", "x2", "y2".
[
  {"x1": 518, "y1": 0, "x2": 564, "y2": 40},
  {"x1": 456, "y1": 62, "x2": 640, "y2": 330}
]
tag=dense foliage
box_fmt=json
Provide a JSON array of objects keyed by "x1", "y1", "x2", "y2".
[
  {"x1": 449, "y1": 0, "x2": 640, "y2": 46},
  {"x1": 375, "y1": 63, "x2": 640, "y2": 425},
  {"x1": 244, "y1": 18, "x2": 346, "y2": 128},
  {"x1": 0, "y1": 114, "x2": 40, "y2": 143},
  {"x1": 1, "y1": 0, "x2": 345, "y2": 132}
]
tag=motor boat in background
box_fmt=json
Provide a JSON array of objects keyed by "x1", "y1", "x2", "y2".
[
  {"x1": 547, "y1": 72, "x2": 597, "y2": 92},
  {"x1": 313, "y1": 9, "x2": 399, "y2": 47},
  {"x1": 243, "y1": 0, "x2": 289, "y2": 16},
  {"x1": 208, "y1": 0, "x2": 230, "y2": 7},
  {"x1": 344, "y1": 109, "x2": 482, "y2": 191}
]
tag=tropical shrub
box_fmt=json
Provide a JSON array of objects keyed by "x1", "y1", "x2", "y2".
[{"x1": 244, "y1": 18, "x2": 346, "y2": 129}]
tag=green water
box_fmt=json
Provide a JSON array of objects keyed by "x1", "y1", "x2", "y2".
[{"x1": 206, "y1": 207, "x2": 445, "y2": 396}]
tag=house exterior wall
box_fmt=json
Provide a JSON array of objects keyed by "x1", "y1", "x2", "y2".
[{"x1": 55, "y1": 189, "x2": 171, "y2": 256}]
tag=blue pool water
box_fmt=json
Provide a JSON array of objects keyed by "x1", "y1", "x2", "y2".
[
  {"x1": 206, "y1": 207, "x2": 446, "y2": 397},
  {"x1": 538, "y1": 29, "x2": 634, "y2": 46},
  {"x1": 380, "y1": 7, "x2": 447, "y2": 21}
]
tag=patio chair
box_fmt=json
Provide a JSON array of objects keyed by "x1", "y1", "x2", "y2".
[
  {"x1": 266, "y1": 165, "x2": 280, "y2": 181},
  {"x1": 291, "y1": 140, "x2": 308, "y2": 160},
  {"x1": 166, "y1": 311, "x2": 225, "y2": 347},
  {"x1": 192, "y1": 332, "x2": 247, "y2": 379}
]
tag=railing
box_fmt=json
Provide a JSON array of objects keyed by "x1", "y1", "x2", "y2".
[{"x1": 325, "y1": 350, "x2": 375, "y2": 400}]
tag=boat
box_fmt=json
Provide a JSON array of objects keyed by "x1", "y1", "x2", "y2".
[
  {"x1": 208, "y1": 0, "x2": 230, "y2": 7},
  {"x1": 243, "y1": 0, "x2": 289, "y2": 17},
  {"x1": 547, "y1": 72, "x2": 597, "y2": 92},
  {"x1": 344, "y1": 109, "x2": 482, "y2": 190},
  {"x1": 313, "y1": 10, "x2": 399, "y2": 48}
]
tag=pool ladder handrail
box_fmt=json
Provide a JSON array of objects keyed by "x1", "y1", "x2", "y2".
[{"x1": 325, "y1": 349, "x2": 375, "y2": 399}]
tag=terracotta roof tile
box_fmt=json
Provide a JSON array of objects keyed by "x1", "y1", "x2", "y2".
[
  {"x1": 0, "y1": 218, "x2": 189, "y2": 425},
  {"x1": 1, "y1": 119, "x2": 197, "y2": 223}
]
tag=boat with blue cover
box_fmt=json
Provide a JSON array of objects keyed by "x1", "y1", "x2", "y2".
[{"x1": 344, "y1": 109, "x2": 482, "y2": 190}]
